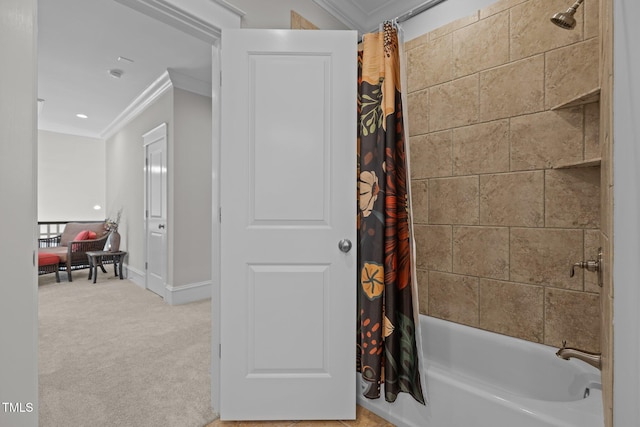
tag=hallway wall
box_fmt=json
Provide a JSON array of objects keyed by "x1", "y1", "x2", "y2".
[
  {"x1": 106, "y1": 89, "x2": 173, "y2": 274},
  {"x1": 105, "y1": 84, "x2": 212, "y2": 298}
]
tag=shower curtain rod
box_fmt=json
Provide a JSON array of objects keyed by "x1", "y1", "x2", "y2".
[
  {"x1": 395, "y1": 0, "x2": 448, "y2": 23},
  {"x1": 357, "y1": 0, "x2": 447, "y2": 42}
]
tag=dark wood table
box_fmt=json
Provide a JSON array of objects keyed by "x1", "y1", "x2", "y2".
[{"x1": 86, "y1": 250, "x2": 127, "y2": 283}]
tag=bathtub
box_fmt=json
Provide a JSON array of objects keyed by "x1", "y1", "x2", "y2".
[{"x1": 358, "y1": 315, "x2": 604, "y2": 427}]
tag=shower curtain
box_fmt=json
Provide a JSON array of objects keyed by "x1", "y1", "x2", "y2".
[{"x1": 357, "y1": 22, "x2": 425, "y2": 405}]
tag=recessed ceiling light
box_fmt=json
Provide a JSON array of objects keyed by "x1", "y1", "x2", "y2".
[{"x1": 76, "y1": 113, "x2": 88, "y2": 119}]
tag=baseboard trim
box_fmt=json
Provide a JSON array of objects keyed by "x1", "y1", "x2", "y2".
[
  {"x1": 165, "y1": 280, "x2": 212, "y2": 305},
  {"x1": 125, "y1": 265, "x2": 146, "y2": 289}
]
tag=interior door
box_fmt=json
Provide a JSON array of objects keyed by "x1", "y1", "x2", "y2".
[
  {"x1": 220, "y1": 29, "x2": 357, "y2": 420},
  {"x1": 144, "y1": 123, "x2": 168, "y2": 297}
]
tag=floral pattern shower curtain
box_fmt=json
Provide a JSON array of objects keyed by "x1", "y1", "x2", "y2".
[{"x1": 357, "y1": 22, "x2": 425, "y2": 404}]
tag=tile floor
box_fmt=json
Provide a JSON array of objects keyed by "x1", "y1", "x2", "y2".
[{"x1": 205, "y1": 405, "x2": 394, "y2": 427}]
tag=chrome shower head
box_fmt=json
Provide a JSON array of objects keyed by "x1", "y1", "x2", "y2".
[{"x1": 550, "y1": 0, "x2": 584, "y2": 30}]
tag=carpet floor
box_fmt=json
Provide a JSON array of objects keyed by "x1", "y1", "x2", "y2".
[{"x1": 38, "y1": 273, "x2": 215, "y2": 427}]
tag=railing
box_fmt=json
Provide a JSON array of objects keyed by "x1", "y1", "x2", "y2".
[{"x1": 38, "y1": 221, "x2": 102, "y2": 240}]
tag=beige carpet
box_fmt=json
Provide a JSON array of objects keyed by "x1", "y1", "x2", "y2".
[{"x1": 38, "y1": 273, "x2": 215, "y2": 427}]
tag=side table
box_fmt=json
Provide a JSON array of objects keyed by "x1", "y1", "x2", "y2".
[{"x1": 86, "y1": 250, "x2": 128, "y2": 284}]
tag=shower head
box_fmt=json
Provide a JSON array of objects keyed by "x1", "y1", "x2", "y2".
[{"x1": 550, "y1": 0, "x2": 584, "y2": 29}]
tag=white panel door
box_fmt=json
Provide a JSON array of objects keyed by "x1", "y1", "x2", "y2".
[
  {"x1": 144, "y1": 123, "x2": 168, "y2": 297},
  {"x1": 220, "y1": 29, "x2": 357, "y2": 421}
]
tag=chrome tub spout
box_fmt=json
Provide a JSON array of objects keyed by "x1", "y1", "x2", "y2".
[{"x1": 556, "y1": 341, "x2": 602, "y2": 370}]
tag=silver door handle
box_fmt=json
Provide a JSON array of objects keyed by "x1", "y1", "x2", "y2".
[
  {"x1": 158, "y1": 224, "x2": 165, "y2": 229},
  {"x1": 338, "y1": 239, "x2": 352, "y2": 253}
]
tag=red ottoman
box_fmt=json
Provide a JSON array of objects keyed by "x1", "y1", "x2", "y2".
[{"x1": 38, "y1": 252, "x2": 60, "y2": 282}]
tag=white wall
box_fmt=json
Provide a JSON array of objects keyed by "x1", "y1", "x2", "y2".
[
  {"x1": 106, "y1": 89, "x2": 173, "y2": 273},
  {"x1": 105, "y1": 84, "x2": 213, "y2": 298},
  {"x1": 171, "y1": 88, "x2": 212, "y2": 287},
  {"x1": 613, "y1": 0, "x2": 640, "y2": 425},
  {"x1": 37, "y1": 130, "x2": 106, "y2": 221},
  {"x1": 0, "y1": 0, "x2": 38, "y2": 426}
]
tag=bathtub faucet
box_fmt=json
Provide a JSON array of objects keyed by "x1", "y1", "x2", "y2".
[{"x1": 556, "y1": 341, "x2": 602, "y2": 370}]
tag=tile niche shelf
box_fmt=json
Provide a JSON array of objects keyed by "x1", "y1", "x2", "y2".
[
  {"x1": 554, "y1": 158, "x2": 602, "y2": 169},
  {"x1": 551, "y1": 87, "x2": 601, "y2": 110},
  {"x1": 551, "y1": 86, "x2": 602, "y2": 169}
]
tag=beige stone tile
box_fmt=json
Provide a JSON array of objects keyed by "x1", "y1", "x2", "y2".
[
  {"x1": 510, "y1": 228, "x2": 583, "y2": 289},
  {"x1": 600, "y1": 178, "x2": 611, "y2": 238},
  {"x1": 290, "y1": 11, "x2": 318, "y2": 30},
  {"x1": 409, "y1": 131, "x2": 452, "y2": 179},
  {"x1": 510, "y1": 0, "x2": 583, "y2": 61},
  {"x1": 544, "y1": 288, "x2": 601, "y2": 352},
  {"x1": 584, "y1": 229, "x2": 602, "y2": 293},
  {"x1": 453, "y1": 120, "x2": 510, "y2": 175},
  {"x1": 479, "y1": 279, "x2": 544, "y2": 342},
  {"x1": 405, "y1": 32, "x2": 430, "y2": 53},
  {"x1": 428, "y1": 271, "x2": 479, "y2": 327},
  {"x1": 407, "y1": 34, "x2": 452, "y2": 92},
  {"x1": 453, "y1": 11, "x2": 509, "y2": 78},
  {"x1": 453, "y1": 226, "x2": 509, "y2": 279},
  {"x1": 545, "y1": 168, "x2": 600, "y2": 228},
  {"x1": 479, "y1": 55, "x2": 544, "y2": 122},
  {"x1": 479, "y1": 0, "x2": 527, "y2": 19},
  {"x1": 600, "y1": 231, "x2": 613, "y2": 414},
  {"x1": 410, "y1": 180, "x2": 428, "y2": 224},
  {"x1": 600, "y1": 128, "x2": 613, "y2": 241},
  {"x1": 584, "y1": 0, "x2": 600, "y2": 40},
  {"x1": 480, "y1": 171, "x2": 544, "y2": 227},
  {"x1": 584, "y1": 102, "x2": 600, "y2": 160},
  {"x1": 416, "y1": 268, "x2": 428, "y2": 315},
  {"x1": 414, "y1": 225, "x2": 452, "y2": 272},
  {"x1": 407, "y1": 89, "x2": 429, "y2": 136},
  {"x1": 510, "y1": 108, "x2": 584, "y2": 170},
  {"x1": 429, "y1": 13, "x2": 479, "y2": 41},
  {"x1": 429, "y1": 74, "x2": 479, "y2": 132},
  {"x1": 429, "y1": 176, "x2": 479, "y2": 225},
  {"x1": 545, "y1": 38, "x2": 600, "y2": 110}
]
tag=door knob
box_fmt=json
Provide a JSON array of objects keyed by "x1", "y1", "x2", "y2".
[
  {"x1": 158, "y1": 224, "x2": 165, "y2": 229},
  {"x1": 338, "y1": 239, "x2": 352, "y2": 253}
]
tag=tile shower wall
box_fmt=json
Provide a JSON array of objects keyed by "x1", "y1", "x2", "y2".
[{"x1": 406, "y1": 0, "x2": 601, "y2": 352}]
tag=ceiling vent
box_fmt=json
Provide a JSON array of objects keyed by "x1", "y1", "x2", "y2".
[{"x1": 108, "y1": 69, "x2": 124, "y2": 79}]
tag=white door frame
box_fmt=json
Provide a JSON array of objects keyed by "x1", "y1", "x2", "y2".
[{"x1": 210, "y1": 39, "x2": 223, "y2": 414}]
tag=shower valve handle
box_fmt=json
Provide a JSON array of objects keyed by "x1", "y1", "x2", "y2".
[{"x1": 570, "y1": 260, "x2": 599, "y2": 277}]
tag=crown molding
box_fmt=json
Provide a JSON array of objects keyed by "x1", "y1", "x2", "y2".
[
  {"x1": 100, "y1": 68, "x2": 212, "y2": 139},
  {"x1": 210, "y1": 0, "x2": 246, "y2": 18},
  {"x1": 113, "y1": 0, "x2": 224, "y2": 43},
  {"x1": 312, "y1": 0, "x2": 366, "y2": 33},
  {"x1": 101, "y1": 71, "x2": 173, "y2": 140},
  {"x1": 167, "y1": 68, "x2": 212, "y2": 98}
]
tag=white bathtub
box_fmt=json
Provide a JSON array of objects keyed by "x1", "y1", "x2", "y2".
[{"x1": 358, "y1": 315, "x2": 604, "y2": 427}]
